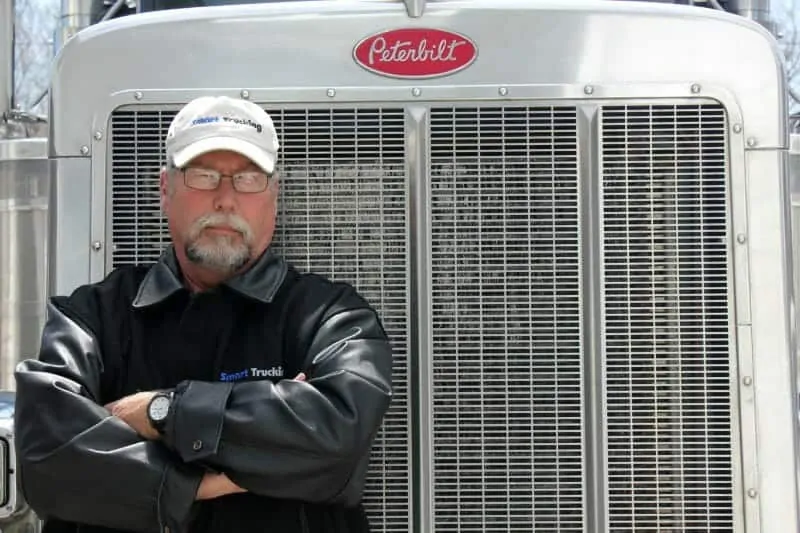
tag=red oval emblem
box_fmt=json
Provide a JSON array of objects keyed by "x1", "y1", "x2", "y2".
[{"x1": 353, "y1": 28, "x2": 478, "y2": 79}]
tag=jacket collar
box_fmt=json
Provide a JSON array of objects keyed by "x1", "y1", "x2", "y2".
[{"x1": 132, "y1": 245, "x2": 288, "y2": 309}]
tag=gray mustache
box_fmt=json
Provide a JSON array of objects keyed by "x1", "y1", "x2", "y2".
[{"x1": 191, "y1": 213, "x2": 253, "y2": 242}]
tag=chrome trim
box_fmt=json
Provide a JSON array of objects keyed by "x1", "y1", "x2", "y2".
[
  {"x1": 406, "y1": 105, "x2": 429, "y2": 533},
  {"x1": 577, "y1": 103, "x2": 604, "y2": 531}
]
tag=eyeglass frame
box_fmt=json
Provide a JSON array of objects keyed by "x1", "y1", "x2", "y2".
[{"x1": 168, "y1": 163, "x2": 275, "y2": 193}]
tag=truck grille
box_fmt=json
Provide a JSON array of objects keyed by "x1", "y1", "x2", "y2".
[
  {"x1": 109, "y1": 107, "x2": 411, "y2": 533},
  {"x1": 429, "y1": 106, "x2": 584, "y2": 532},
  {"x1": 600, "y1": 104, "x2": 732, "y2": 531},
  {"x1": 109, "y1": 100, "x2": 734, "y2": 533}
]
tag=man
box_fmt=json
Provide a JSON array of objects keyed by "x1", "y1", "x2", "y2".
[{"x1": 13, "y1": 95, "x2": 393, "y2": 533}]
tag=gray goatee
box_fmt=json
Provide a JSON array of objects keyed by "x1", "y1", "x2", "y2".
[{"x1": 185, "y1": 212, "x2": 254, "y2": 275}]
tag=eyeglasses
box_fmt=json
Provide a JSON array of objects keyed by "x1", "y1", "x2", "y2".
[{"x1": 179, "y1": 166, "x2": 272, "y2": 193}]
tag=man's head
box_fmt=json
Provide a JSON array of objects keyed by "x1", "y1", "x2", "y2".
[{"x1": 160, "y1": 96, "x2": 281, "y2": 281}]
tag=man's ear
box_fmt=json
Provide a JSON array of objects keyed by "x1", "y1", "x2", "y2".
[
  {"x1": 269, "y1": 172, "x2": 280, "y2": 201},
  {"x1": 159, "y1": 167, "x2": 170, "y2": 214}
]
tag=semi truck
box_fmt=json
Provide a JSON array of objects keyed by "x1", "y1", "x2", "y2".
[{"x1": 1, "y1": 0, "x2": 799, "y2": 531}]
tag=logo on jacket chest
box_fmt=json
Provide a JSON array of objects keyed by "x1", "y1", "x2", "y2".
[{"x1": 219, "y1": 365, "x2": 285, "y2": 382}]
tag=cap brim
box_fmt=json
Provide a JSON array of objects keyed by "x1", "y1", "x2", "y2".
[{"x1": 171, "y1": 136, "x2": 276, "y2": 174}]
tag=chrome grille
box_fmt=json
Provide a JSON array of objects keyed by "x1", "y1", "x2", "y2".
[
  {"x1": 429, "y1": 106, "x2": 584, "y2": 532},
  {"x1": 109, "y1": 100, "x2": 736, "y2": 533},
  {"x1": 110, "y1": 111, "x2": 172, "y2": 262},
  {"x1": 600, "y1": 104, "x2": 733, "y2": 531},
  {"x1": 109, "y1": 106, "x2": 411, "y2": 533},
  {"x1": 270, "y1": 108, "x2": 409, "y2": 533}
]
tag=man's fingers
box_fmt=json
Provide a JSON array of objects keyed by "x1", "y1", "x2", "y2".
[{"x1": 294, "y1": 372, "x2": 306, "y2": 381}]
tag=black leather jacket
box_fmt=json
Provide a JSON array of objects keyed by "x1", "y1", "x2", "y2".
[{"x1": 13, "y1": 246, "x2": 393, "y2": 533}]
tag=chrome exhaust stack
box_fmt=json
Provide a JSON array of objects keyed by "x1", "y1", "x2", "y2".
[
  {"x1": 403, "y1": 0, "x2": 425, "y2": 18},
  {"x1": 0, "y1": 0, "x2": 13, "y2": 119}
]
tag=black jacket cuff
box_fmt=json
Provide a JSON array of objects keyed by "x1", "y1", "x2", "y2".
[{"x1": 163, "y1": 380, "x2": 233, "y2": 462}]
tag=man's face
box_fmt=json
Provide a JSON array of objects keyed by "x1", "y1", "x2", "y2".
[{"x1": 160, "y1": 150, "x2": 279, "y2": 276}]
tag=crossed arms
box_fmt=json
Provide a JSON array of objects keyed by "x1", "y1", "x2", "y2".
[{"x1": 13, "y1": 287, "x2": 393, "y2": 533}]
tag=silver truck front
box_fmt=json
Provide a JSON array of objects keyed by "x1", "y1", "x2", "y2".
[{"x1": 38, "y1": 1, "x2": 800, "y2": 532}]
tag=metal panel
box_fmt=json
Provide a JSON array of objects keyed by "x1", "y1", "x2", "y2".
[
  {"x1": 108, "y1": 105, "x2": 411, "y2": 533},
  {"x1": 743, "y1": 147, "x2": 800, "y2": 533},
  {"x1": 0, "y1": 139, "x2": 49, "y2": 391},
  {"x1": 428, "y1": 106, "x2": 584, "y2": 532},
  {"x1": 599, "y1": 104, "x2": 734, "y2": 531},
  {"x1": 789, "y1": 133, "x2": 800, "y2": 390},
  {"x1": 48, "y1": 158, "x2": 92, "y2": 297},
  {"x1": 50, "y1": 1, "x2": 784, "y2": 157}
]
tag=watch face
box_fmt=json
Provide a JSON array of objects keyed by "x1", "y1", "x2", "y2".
[{"x1": 149, "y1": 396, "x2": 171, "y2": 421}]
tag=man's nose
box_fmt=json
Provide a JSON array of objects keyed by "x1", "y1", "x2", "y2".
[{"x1": 212, "y1": 177, "x2": 238, "y2": 211}]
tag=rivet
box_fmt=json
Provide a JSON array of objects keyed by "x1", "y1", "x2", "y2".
[
  {"x1": 240, "y1": 89, "x2": 250, "y2": 99},
  {"x1": 498, "y1": 87, "x2": 508, "y2": 96},
  {"x1": 747, "y1": 137, "x2": 757, "y2": 147},
  {"x1": 584, "y1": 85, "x2": 594, "y2": 95},
  {"x1": 691, "y1": 83, "x2": 701, "y2": 94},
  {"x1": 733, "y1": 124, "x2": 742, "y2": 134},
  {"x1": 192, "y1": 440, "x2": 203, "y2": 451},
  {"x1": 743, "y1": 376, "x2": 752, "y2": 386},
  {"x1": 736, "y1": 234, "x2": 746, "y2": 244},
  {"x1": 80, "y1": 145, "x2": 89, "y2": 155},
  {"x1": 93, "y1": 131, "x2": 102, "y2": 141},
  {"x1": 748, "y1": 488, "x2": 758, "y2": 498},
  {"x1": 91, "y1": 241, "x2": 102, "y2": 251},
  {"x1": 326, "y1": 89, "x2": 336, "y2": 97},
  {"x1": 134, "y1": 91, "x2": 143, "y2": 100},
  {"x1": 412, "y1": 88, "x2": 421, "y2": 97}
]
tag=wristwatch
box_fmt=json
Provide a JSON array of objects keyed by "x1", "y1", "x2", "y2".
[{"x1": 147, "y1": 390, "x2": 174, "y2": 434}]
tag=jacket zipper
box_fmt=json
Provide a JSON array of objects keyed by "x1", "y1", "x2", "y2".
[{"x1": 299, "y1": 503, "x2": 310, "y2": 533}]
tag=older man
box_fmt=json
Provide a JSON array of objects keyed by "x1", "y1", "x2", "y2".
[{"x1": 13, "y1": 95, "x2": 393, "y2": 533}]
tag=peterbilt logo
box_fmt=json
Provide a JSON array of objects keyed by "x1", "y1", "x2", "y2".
[{"x1": 353, "y1": 28, "x2": 478, "y2": 79}]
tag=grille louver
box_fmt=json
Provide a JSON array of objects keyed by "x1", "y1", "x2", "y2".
[
  {"x1": 109, "y1": 107, "x2": 411, "y2": 533},
  {"x1": 600, "y1": 104, "x2": 733, "y2": 532},
  {"x1": 428, "y1": 106, "x2": 584, "y2": 532}
]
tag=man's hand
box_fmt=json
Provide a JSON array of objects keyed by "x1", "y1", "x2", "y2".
[
  {"x1": 196, "y1": 472, "x2": 247, "y2": 500},
  {"x1": 105, "y1": 391, "x2": 159, "y2": 440}
]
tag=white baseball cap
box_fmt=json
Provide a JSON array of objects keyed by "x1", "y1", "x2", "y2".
[{"x1": 165, "y1": 95, "x2": 280, "y2": 174}]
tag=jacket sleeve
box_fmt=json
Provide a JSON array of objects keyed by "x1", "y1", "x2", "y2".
[
  {"x1": 160, "y1": 283, "x2": 393, "y2": 506},
  {"x1": 13, "y1": 298, "x2": 205, "y2": 533}
]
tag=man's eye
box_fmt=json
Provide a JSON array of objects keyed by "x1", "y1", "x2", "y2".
[
  {"x1": 236, "y1": 173, "x2": 259, "y2": 183},
  {"x1": 189, "y1": 170, "x2": 216, "y2": 180}
]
